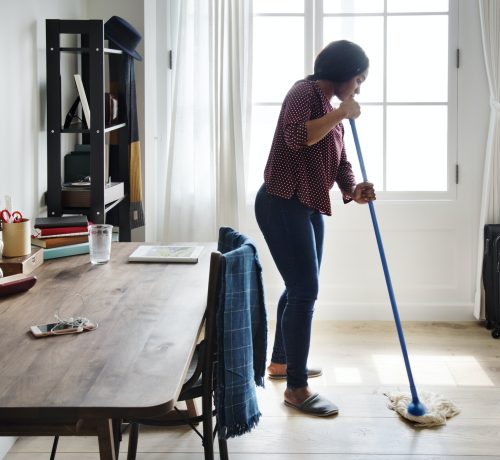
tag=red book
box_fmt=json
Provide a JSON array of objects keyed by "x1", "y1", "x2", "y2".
[{"x1": 33, "y1": 226, "x2": 89, "y2": 237}]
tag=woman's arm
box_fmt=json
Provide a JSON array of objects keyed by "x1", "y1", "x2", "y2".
[{"x1": 305, "y1": 98, "x2": 360, "y2": 146}]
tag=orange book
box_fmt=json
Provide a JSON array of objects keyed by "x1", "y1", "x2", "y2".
[{"x1": 31, "y1": 235, "x2": 89, "y2": 249}]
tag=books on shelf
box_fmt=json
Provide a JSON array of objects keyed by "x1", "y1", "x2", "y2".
[
  {"x1": 128, "y1": 245, "x2": 204, "y2": 264},
  {"x1": 34, "y1": 215, "x2": 89, "y2": 229},
  {"x1": 74, "y1": 74, "x2": 91, "y2": 128},
  {"x1": 31, "y1": 235, "x2": 88, "y2": 249},
  {"x1": 43, "y1": 242, "x2": 90, "y2": 260}
]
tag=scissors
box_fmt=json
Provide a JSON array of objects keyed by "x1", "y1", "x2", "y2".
[{"x1": 1, "y1": 209, "x2": 23, "y2": 223}]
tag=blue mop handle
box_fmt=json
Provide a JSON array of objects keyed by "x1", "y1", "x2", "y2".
[{"x1": 349, "y1": 119, "x2": 420, "y2": 405}]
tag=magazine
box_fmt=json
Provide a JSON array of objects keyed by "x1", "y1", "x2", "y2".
[
  {"x1": 74, "y1": 74, "x2": 91, "y2": 128},
  {"x1": 128, "y1": 245, "x2": 204, "y2": 263}
]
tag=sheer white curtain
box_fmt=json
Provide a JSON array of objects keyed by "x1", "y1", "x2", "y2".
[
  {"x1": 474, "y1": 0, "x2": 500, "y2": 319},
  {"x1": 159, "y1": 0, "x2": 252, "y2": 242},
  {"x1": 214, "y1": 0, "x2": 252, "y2": 232}
]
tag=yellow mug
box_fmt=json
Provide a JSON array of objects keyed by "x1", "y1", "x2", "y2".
[{"x1": 2, "y1": 218, "x2": 31, "y2": 257}]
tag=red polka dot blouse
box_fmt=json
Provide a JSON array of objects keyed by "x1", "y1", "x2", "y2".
[{"x1": 263, "y1": 79, "x2": 356, "y2": 216}]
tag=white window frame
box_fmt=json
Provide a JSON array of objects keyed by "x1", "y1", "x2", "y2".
[{"x1": 251, "y1": 0, "x2": 458, "y2": 202}]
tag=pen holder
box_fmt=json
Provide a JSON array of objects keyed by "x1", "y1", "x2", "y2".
[{"x1": 2, "y1": 219, "x2": 31, "y2": 257}]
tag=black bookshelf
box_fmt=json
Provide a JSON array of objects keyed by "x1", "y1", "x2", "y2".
[{"x1": 45, "y1": 19, "x2": 131, "y2": 241}]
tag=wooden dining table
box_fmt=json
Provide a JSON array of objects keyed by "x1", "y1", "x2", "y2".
[{"x1": 0, "y1": 242, "x2": 214, "y2": 459}]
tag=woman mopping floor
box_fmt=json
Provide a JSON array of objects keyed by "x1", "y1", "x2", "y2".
[{"x1": 255, "y1": 40, "x2": 375, "y2": 417}]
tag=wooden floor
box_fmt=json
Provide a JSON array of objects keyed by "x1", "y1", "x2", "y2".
[{"x1": 5, "y1": 321, "x2": 500, "y2": 459}]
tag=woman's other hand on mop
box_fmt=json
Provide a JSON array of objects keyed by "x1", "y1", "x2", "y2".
[{"x1": 350, "y1": 182, "x2": 376, "y2": 204}]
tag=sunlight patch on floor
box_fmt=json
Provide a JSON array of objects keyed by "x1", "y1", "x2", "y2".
[
  {"x1": 371, "y1": 354, "x2": 494, "y2": 386},
  {"x1": 333, "y1": 367, "x2": 363, "y2": 384}
]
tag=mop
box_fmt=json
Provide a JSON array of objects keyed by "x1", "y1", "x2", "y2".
[{"x1": 349, "y1": 119, "x2": 460, "y2": 427}]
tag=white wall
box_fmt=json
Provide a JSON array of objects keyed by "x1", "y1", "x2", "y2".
[{"x1": 244, "y1": 0, "x2": 490, "y2": 321}]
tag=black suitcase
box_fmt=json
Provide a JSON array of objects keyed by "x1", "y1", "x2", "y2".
[{"x1": 483, "y1": 224, "x2": 500, "y2": 338}]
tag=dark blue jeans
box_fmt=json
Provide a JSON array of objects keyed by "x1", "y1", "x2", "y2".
[{"x1": 255, "y1": 184, "x2": 324, "y2": 388}]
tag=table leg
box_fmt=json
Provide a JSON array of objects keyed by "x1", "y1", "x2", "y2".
[
  {"x1": 96, "y1": 419, "x2": 117, "y2": 460},
  {"x1": 186, "y1": 399, "x2": 199, "y2": 418}
]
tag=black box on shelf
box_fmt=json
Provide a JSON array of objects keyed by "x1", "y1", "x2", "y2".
[{"x1": 64, "y1": 151, "x2": 90, "y2": 183}]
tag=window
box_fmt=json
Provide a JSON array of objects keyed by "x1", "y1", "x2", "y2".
[{"x1": 250, "y1": 0, "x2": 456, "y2": 199}]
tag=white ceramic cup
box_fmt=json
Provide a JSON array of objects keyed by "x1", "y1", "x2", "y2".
[{"x1": 89, "y1": 224, "x2": 113, "y2": 264}]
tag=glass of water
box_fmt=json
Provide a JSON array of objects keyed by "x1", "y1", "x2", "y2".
[{"x1": 89, "y1": 224, "x2": 113, "y2": 264}]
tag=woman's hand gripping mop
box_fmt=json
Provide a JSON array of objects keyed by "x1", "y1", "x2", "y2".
[{"x1": 349, "y1": 119, "x2": 460, "y2": 427}]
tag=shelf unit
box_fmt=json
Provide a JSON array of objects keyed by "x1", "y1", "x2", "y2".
[{"x1": 46, "y1": 19, "x2": 131, "y2": 241}]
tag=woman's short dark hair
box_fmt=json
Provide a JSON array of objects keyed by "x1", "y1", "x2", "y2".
[{"x1": 307, "y1": 40, "x2": 369, "y2": 83}]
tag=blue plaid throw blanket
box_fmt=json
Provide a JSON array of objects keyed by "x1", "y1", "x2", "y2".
[{"x1": 216, "y1": 227, "x2": 267, "y2": 439}]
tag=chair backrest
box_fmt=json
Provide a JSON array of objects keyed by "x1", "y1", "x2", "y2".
[
  {"x1": 202, "y1": 252, "x2": 223, "y2": 388},
  {"x1": 216, "y1": 227, "x2": 267, "y2": 439},
  {"x1": 181, "y1": 251, "x2": 223, "y2": 393},
  {"x1": 184, "y1": 242, "x2": 265, "y2": 439},
  {"x1": 217, "y1": 226, "x2": 267, "y2": 388}
]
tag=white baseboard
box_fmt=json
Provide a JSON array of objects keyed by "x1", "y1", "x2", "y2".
[{"x1": 265, "y1": 301, "x2": 476, "y2": 321}]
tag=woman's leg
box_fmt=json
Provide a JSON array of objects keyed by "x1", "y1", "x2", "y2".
[
  {"x1": 255, "y1": 185, "x2": 322, "y2": 389},
  {"x1": 270, "y1": 211, "x2": 324, "y2": 372}
]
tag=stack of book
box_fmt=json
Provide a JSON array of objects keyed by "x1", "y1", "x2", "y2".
[{"x1": 32, "y1": 216, "x2": 90, "y2": 260}]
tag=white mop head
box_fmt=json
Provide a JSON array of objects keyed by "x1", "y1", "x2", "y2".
[{"x1": 385, "y1": 391, "x2": 460, "y2": 427}]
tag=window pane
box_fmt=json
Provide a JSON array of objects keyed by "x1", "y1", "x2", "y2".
[
  {"x1": 253, "y1": 17, "x2": 304, "y2": 103},
  {"x1": 387, "y1": 16, "x2": 448, "y2": 102},
  {"x1": 323, "y1": 17, "x2": 383, "y2": 103},
  {"x1": 387, "y1": 0, "x2": 448, "y2": 13},
  {"x1": 248, "y1": 105, "x2": 281, "y2": 192},
  {"x1": 386, "y1": 106, "x2": 447, "y2": 191},
  {"x1": 343, "y1": 106, "x2": 384, "y2": 188},
  {"x1": 253, "y1": 0, "x2": 304, "y2": 14},
  {"x1": 250, "y1": 2, "x2": 452, "y2": 198},
  {"x1": 324, "y1": 0, "x2": 384, "y2": 14}
]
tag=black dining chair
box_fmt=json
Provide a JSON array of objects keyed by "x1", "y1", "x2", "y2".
[
  {"x1": 126, "y1": 227, "x2": 268, "y2": 460},
  {"x1": 126, "y1": 251, "x2": 228, "y2": 460}
]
